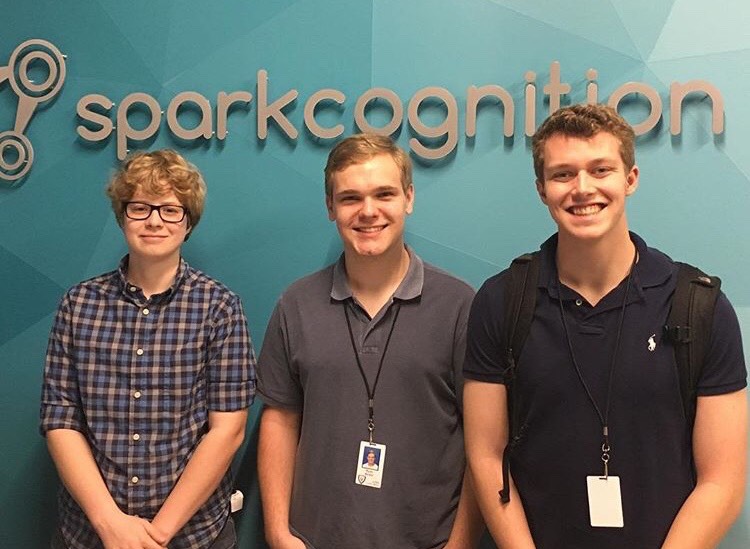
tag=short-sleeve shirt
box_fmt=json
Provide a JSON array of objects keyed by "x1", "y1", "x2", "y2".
[
  {"x1": 258, "y1": 249, "x2": 475, "y2": 549},
  {"x1": 464, "y1": 233, "x2": 746, "y2": 549},
  {"x1": 40, "y1": 257, "x2": 256, "y2": 549}
]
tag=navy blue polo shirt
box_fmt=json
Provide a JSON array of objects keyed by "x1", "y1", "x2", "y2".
[{"x1": 464, "y1": 233, "x2": 746, "y2": 549}]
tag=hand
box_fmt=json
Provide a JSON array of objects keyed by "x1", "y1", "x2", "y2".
[
  {"x1": 268, "y1": 531, "x2": 307, "y2": 549},
  {"x1": 141, "y1": 519, "x2": 169, "y2": 547},
  {"x1": 95, "y1": 510, "x2": 167, "y2": 549}
]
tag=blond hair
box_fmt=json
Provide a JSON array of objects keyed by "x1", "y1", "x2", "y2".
[
  {"x1": 107, "y1": 149, "x2": 206, "y2": 239},
  {"x1": 324, "y1": 134, "x2": 412, "y2": 197}
]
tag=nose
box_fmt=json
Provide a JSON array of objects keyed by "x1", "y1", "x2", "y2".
[
  {"x1": 359, "y1": 197, "x2": 377, "y2": 217},
  {"x1": 573, "y1": 170, "x2": 594, "y2": 194},
  {"x1": 144, "y1": 207, "x2": 164, "y2": 226}
]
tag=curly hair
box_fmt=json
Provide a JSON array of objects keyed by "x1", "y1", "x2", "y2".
[{"x1": 106, "y1": 149, "x2": 206, "y2": 240}]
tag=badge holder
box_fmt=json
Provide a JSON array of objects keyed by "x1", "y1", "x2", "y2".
[
  {"x1": 586, "y1": 439, "x2": 623, "y2": 527},
  {"x1": 354, "y1": 439, "x2": 387, "y2": 489}
]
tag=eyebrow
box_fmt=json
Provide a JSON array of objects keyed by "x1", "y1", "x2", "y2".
[
  {"x1": 545, "y1": 157, "x2": 617, "y2": 170},
  {"x1": 334, "y1": 184, "x2": 400, "y2": 196},
  {"x1": 130, "y1": 199, "x2": 183, "y2": 206}
]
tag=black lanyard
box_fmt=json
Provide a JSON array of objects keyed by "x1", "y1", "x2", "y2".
[
  {"x1": 344, "y1": 300, "x2": 402, "y2": 443},
  {"x1": 557, "y1": 251, "x2": 636, "y2": 477}
]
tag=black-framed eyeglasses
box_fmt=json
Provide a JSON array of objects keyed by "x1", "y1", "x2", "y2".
[{"x1": 124, "y1": 202, "x2": 187, "y2": 223}]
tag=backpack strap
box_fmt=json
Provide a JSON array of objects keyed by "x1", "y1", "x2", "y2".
[
  {"x1": 663, "y1": 262, "x2": 721, "y2": 435},
  {"x1": 499, "y1": 252, "x2": 539, "y2": 503}
]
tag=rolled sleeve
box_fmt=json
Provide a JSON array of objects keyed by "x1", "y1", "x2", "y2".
[
  {"x1": 206, "y1": 295, "x2": 257, "y2": 411},
  {"x1": 40, "y1": 294, "x2": 86, "y2": 435}
]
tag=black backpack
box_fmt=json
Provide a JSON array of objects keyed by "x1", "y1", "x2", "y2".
[{"x1": 498, "y1": 252, "x2": 721, "y2": 503}]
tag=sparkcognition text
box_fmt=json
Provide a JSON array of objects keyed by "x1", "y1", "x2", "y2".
[{"x1": 76, "y1": 62, "x2": 724, "y2": 161}]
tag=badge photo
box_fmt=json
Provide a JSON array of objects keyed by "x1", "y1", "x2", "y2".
[{"x1": 355, "y1": 441, "x2": 386, "y2": 489}]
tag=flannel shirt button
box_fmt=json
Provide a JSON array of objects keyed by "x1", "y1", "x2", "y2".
[
  {"x1": 142, "y1": 308, "x2": 150, "y2": 316},
  {"x1": 136, "y1": 348, "x2": 144, "y2": 356},
  {"x1": 129, "y1": 286, "x2": 137, "y2": 292},
  {"x1": 133, "y1": 391, "x2": 142, "y2": 399},
  {"x1": 132, "y1": 433, "x2": 140, "y2": 441},
  {"x1": 575, "y1": 299, "x2": 583, "y2": 306},
  {"x1": 131, "y1": 476, "x2": 139, "y2": 484}
]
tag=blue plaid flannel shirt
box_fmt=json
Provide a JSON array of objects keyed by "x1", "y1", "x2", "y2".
[{"x1": 40, "y1": 257, "x2": 256, "y2": 549}]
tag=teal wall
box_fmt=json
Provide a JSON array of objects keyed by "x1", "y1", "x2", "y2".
[{"x1": 1, "y1": 1, "x2": 748, "y2": 547}]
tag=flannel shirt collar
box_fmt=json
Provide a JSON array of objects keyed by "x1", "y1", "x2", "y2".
[{"x1": 115, "y1": 255, "x2": 189, "y2": 305}]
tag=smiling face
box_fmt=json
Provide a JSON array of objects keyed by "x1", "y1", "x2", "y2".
[
  {"x1": 367, "y1": 451, "x2": 376, "y2": 465},
  {"x1": 536, "y1": 132, "x2": 638, "y2": 244},
  {"x1": 326, "y1": 153, "x2": 414, "y2": 259},
  {"x1": 122, "y1": 188, "x2": 190, "y2": 264}
]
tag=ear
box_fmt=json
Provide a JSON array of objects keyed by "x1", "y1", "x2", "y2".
[
  {"x1": 625, "y1": 165, "x2": 639, "y2": 196},
  {"x1": 404, "y1": 184, "x2": 415, "y2": 215},
  {"x1": 326, "y1": 195, "x2": 335, "y2": 221},
  {"x1": 535, "y1": 179, "x2": 548, "y2": 205}
]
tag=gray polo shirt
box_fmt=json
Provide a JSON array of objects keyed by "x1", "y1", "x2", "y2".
[{"x1": 258, "y1": 249, "x2": 475, "y2": 549}]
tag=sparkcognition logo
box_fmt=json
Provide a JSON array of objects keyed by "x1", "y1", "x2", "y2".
[
  {"x1": 0, "y1": 39, "x2": 66, "y2": 182},
  {"x1": 76, "y1": 62, "x2": 726, "y2": 162}
]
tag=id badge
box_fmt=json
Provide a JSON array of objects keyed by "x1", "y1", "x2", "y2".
[
  {"x1": 354, "y1": 441, "x2": 386, "y2": 489},
  {"x1": 586, "y1": 476, "x2": 624, "y2": 527}
]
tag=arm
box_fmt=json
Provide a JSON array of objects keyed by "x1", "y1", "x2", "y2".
[
  {"x1": 444, "y1": 467, "x2": 485, "y2": 549},
  {"x1": 151, "y1": 409, "x2": 248, "y2": 544},
  {"x1": 258, "y1": 406, "x2": 306, "y2": 549},
  {"x1": 47, "y1": 429, "x2": 166, "y2": 549},
  {"x1": 463, "y1": 380, "x2": 536, "y2": 549},
  {"x1": 446, "y1": 292, "x2": 486, "y2": 549},
  {"x1": 661, "y1": 389, "x2": 748, "y2": 549}
]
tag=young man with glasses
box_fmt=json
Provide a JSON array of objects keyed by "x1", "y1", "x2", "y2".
[
  {"x1": 463, "y1": 105, "x2": 747, "y2": 548},
  {"x1": 41, "y1": 149, "x2": 256, "y2": 549}
]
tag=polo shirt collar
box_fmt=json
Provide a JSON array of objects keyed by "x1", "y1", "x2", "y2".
[
  {"x1": 538, "y1": 232, "x2": 673, "y2": 301},
  {"x1": 330, "y1": 245, "x2": 424, "y2": 302}
]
